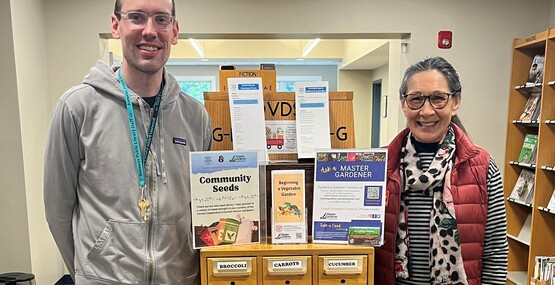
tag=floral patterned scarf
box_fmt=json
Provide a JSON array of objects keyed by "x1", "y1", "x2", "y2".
[{"x1": 395, "y1": 126, "x2": 468, "y2": 284}]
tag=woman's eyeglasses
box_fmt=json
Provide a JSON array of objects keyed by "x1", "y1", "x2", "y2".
[{"x1": 401, "y1": 90, "x2": 459, "y2": 110}]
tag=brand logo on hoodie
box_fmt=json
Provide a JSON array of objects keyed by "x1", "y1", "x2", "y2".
[{"x1": 173, "y1": 137, "x2": 187, "y2": 146}]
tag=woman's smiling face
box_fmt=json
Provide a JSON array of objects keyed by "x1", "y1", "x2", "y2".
[{"x1": 402, "y1": 70, "x2": 461, "y2": 143}]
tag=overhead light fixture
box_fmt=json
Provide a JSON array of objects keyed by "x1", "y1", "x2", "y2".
[
  {"x1": 302, "y1": 38, "x2": 320, "y2": 57},
  {"x1": 189, "y1": 38, "x2": 205, "y2": 57}
]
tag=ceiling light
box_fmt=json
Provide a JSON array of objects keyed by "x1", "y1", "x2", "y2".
[
  {"x1": 302, "y1": 38, "x2": 320, "y2": 57},
  {"x1": 189, "y1": 38, "x2": 205, "y2": 57}
]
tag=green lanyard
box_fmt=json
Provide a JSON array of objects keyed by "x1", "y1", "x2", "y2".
[{"x1": 117, "y1": 69, "x2": 162, "y2": 190}]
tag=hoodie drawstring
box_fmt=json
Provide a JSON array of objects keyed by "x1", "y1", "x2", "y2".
[
  {"x1": 159, "y1": 108, "x2": 168, "y2": 184},
  {"x1": 138, "y1": 97, "x2": 168, "y2": 184}
]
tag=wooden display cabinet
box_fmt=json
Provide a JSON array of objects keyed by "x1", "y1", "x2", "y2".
[
  {"x1": 200, "y1": 243, "x2": 374, "y2": 285},
  {"x1": 504, "y1": 28, "x2": 555, "y2": 285}
]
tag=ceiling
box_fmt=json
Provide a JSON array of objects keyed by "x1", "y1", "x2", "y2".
[{"x1": 108, "y1": 37, "x2": 394, "y2": 70}]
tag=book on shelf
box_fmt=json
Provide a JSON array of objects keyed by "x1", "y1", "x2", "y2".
[
  {"x1": 519, "y1": 92, "x2": 541, "y2": 121},
  {"x1": 546, "y1": 188, "x2": 555, "y2": 211},
  {"x1": 529, "y1": 141, "x2": 538, "y2": 165},
  {"x1": 518, "y1": 133, "x2": 538, "y2": 164},
  {"x1": 533, "y1": 256, "x2": 555, "y2": 282},
  {"x1": 524, "y1": 181, "x2": 535, "y2": 204},
  {"x1": 527, "y1": 54, "x2": 545, "y2": 84},
  {"x1": 509, "y1": 169, "x2": 535, "y2": 202}
]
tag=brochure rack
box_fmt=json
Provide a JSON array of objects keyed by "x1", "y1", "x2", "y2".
[{"x1": 264, "y1": 162, "x2": 314, "y2": 237}]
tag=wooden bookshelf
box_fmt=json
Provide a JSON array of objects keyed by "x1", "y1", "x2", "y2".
[{"x1": 504, "y1": 28, "x2": 555, "y2": 285}]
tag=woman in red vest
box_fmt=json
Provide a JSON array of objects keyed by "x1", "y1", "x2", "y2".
[{"x1": 375, "y1": 57, "x2": 508, "y2": 285}]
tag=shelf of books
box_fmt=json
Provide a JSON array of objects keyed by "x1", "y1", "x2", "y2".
[{"x1": 504, "y1": 28, "x2": 555, "y2": 285}]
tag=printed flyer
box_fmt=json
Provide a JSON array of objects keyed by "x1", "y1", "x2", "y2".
[
  {"x1": 271, "y1": 170, "x2": 307, "y2": 244},
  {"x1": 294, "y1": 81, "x2": 331, "y2": 159},
  {"x1": 312, "y1": 149, "x2": 387, "y2": 245},
  {"x1": 227, "y1": 78, "x2": 267, "y2": 152},
  {"x1": 189, "y1": 151, "x2": 261, "y2": 248}
]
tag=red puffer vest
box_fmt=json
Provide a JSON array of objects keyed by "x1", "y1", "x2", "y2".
[{"x1": 375, "y1": 124, "x2": 489, "y2": 285}]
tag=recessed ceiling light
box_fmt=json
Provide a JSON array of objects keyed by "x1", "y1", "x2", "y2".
[
  {"x1": 189, "y1": 38, "x2": 205, "y2": 57},
  {"x1": 302, "y1": 38, "x2": 320, "y2": 57}
]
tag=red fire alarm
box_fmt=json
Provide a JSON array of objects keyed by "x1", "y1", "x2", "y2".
[{"x1": 438, "y1": 31, "x2": 452, "y2": 49}]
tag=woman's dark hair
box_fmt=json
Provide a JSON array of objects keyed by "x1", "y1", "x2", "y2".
[
  {"x1": 114, "y1": 0, "x2": 176, "y2": 19},
  {"x1": 399, "y1": 56, "x2": 467, "y2": 133}
]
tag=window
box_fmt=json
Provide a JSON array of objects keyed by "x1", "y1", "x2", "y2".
[
  {"x1": 276, "y1": 76, "x2": 322, "y2": 92},
  {"x1": 175, "y1": 76, "x2": 216, "y2": 104}
]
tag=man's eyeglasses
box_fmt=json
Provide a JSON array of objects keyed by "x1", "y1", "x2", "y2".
[
  {"x1": 401, "y1": 90, "x2": 460, "y2": 110},
  {"x1": 117, "y1": 11, "x2": 174, "y2": 30}
]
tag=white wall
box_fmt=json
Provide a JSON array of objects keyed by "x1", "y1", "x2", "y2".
[
  {"x1": 339, "y1": 40, "x2": 404, "y2": 149},
  {"x1": 0, "y1": 0, "x2": 32, "y2": 273},
  {"x1": 0, "y1": 0, "x2": 62, "y2": 283},
  {"x1": 338, "y1": 69, "x2": 374, "y2": 148},
  {"x1": 11, "y1": 0, "x2": 62, "y2": 283},
  {"x1": 44, "y1": 0, "x2": 113, "y2": 107},
  {"x1": 3, "y1": 0, "x2": 554, "y2": 281}
]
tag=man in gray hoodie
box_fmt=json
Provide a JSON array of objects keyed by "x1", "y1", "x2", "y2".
[{"x1": 44, "y1": 0, "x2": 212, "y2": 284}]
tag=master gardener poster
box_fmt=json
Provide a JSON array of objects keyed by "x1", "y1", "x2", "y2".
[
  {"x1": 312, "y1": 149, "x2": 387, "y2": 246},
  {"x1": 190, "y1": 151, "x2": 261, "y2": 248}
]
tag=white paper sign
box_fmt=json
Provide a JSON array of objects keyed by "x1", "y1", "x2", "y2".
[
  {"x1": 272, "y1": 260, "x2": 303, "y2": 269},
  {"x1": 294, "y1": 81, "x2": 331, "y2": 159},
  {"x1": 217, "y1": 261, "x2": 248, "y2": 270},
  {"x1": 228, "y1": 77, "x2": 267, "y2": 152}
]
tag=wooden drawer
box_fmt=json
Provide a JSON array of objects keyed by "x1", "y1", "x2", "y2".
[
  {"x1": 206, "y1": 257, "x2": 257, "y2": 285},
  {"x1": 262, "y1": 256, "x2": 312, "y2": 285},
  {"x1": 317, "y1": 255, "x2": 367, "y2": 285}
]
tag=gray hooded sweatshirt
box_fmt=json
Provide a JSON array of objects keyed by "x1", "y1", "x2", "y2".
[{"x1": 44, "y1": 61, "x2": 212, "y2": 285}]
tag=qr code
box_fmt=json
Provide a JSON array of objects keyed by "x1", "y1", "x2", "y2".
[
  {"x1": 296, "y1": 233, "x2": 302, "y2": 239},
  {"x1": 366, "y1": 187, "x2": 379, "y2": 199}
]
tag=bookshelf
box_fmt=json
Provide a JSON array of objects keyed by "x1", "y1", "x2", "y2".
[{"x1": 504, "y1": 28, "x2": 555, "y2": 285}]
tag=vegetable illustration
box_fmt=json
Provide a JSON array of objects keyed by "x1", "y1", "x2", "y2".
[{"x1": 277, "y1": 202, "x2": 302, "y2": 217}]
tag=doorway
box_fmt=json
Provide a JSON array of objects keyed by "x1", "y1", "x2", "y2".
[{"x1": 371, "y1": 80, "x2": 382, "y2": 148}]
